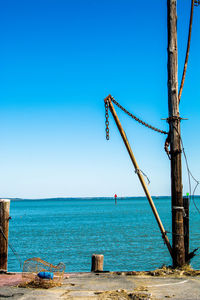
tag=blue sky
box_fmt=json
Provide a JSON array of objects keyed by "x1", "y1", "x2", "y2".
[{"x1": 0, "y1": 0, "x2": 200, "y2": 198}]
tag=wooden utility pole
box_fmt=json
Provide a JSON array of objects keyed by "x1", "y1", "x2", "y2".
[
  {"x1": 0, "y1": 199, "x2": 10, "y2": 272},
  {"x1": 167, "y1": 0, "x2": 185, "y2": 267}
]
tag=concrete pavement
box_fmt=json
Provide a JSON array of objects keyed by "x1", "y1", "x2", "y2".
[{"x1": 1, "y1": 272, "x2": 200, "y2": 299}]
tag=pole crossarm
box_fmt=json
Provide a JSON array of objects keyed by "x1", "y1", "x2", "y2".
[{"x1": 104, "y1": 95, "x2": 173, "y2": 258}]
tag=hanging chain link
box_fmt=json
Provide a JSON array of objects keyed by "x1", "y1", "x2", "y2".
[
  {"x1": 109, "y1": 96, "x2": 168, "y2": 135},
  {"x1": 105, "y1": 100, "x2": 109, "y2": 140},
  {"x1": 194, "y1": 0, "x2": 200, "y2": 6},
  {"x1": 104, "y1": 95, "x2": 172, "y2": 160}
]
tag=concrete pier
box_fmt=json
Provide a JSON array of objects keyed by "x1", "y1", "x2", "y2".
[{"x1": 1, "y1": 272, "x2": 200, "y2": 299}]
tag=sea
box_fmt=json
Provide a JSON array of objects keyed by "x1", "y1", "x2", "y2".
[{"x1": 7, "y1": 197, "x2": 200, "y2": 272}]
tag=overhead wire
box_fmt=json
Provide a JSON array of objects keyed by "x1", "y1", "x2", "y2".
[
  {"x1": 172, "y1": 123, "x2": 200, "y2": 213},
  {"x1": 177, "y1": 0, "x2": 200, "y2": 213},
  {"x1": 178, "y1": 0, "x2": 195, "y2": 102}
]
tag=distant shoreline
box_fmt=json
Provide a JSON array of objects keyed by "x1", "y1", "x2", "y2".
[{"x1": 2, "y1": 195, "x2": 198, "y2": 201}]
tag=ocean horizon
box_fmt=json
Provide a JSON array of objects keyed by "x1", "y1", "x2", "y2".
[{"x1": 6, "y1": 196, "x2": 176, "y2": 202}]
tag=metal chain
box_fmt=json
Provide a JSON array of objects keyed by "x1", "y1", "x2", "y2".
[
  {"x1": 194, "y1": 0, "x2": 200, "y2": 6},
  {"x1": 110, "y1": 96, "x2": 168, "y2": 135},
  {"x1": 105, "y1": 100, "x2": 109, "y2": 140},
  {"x1": 0, "y1": 226, "x2": 23, "y2": 269}
]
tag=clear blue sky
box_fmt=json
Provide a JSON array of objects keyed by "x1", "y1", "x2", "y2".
[{"x1": 0, "y1": 0, "x2": 200, "y2": 198}]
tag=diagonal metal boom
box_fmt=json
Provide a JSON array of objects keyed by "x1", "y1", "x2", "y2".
[{"x1": 104, "y1": 95, "x2": 173, "y2": 258}]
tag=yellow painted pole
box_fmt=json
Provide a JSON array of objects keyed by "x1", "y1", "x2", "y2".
[{"x1": 105, "y1": 95, "x2": 173, "y2": 258}]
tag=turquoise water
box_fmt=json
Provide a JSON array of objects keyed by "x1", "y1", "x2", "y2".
[{"x1": 8, "y1": 197, "x2": 200, "y2": 272}]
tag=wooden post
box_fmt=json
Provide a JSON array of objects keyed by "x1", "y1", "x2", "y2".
[
  {"x1": 105, "y1": 96, "x2": 173, "y2": 258},
  {"x1": 0, "y1": 199, "x2": 10, "y2": 272},
  {"x1": 167, "y1": 0, "x2": 185, "y2": 267},
  {"x1": 91, "y1": 254, "x2": 104, "y2": 272},
  {"x1": 183, "y1": 197, "x2": 189, "y2": 262}
]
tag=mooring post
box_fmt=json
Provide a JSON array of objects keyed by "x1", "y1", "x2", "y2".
[
  {"x1": 183, "y1": 196, "x2": 189, "y2": 262},
  {"x1": 91, "y1": 254, "x2": 104, "y2": 272},
  {"x1": 0, "y1": 199, "x2": 10, "y2": 272}
]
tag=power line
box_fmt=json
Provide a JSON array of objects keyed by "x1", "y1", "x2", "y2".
[
  {"x1": 178, "y1": 0, "x2": 195, "y2": 102},
  {"x1": 172, "y1": 124, "x2": 200, "y2": 213}
]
